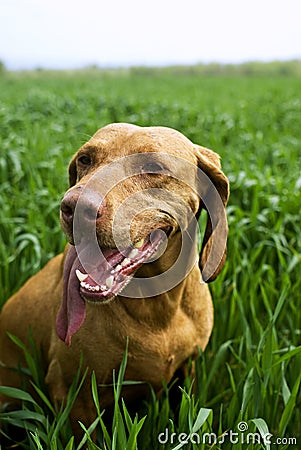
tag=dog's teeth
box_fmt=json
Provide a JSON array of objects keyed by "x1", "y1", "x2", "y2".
[
  {"x1": 106, "y1": 275, "x2": 114, "y2": 288},
  {"x1": 128, "y1": 248, "x2": 138, "y2": 259},
  {"x1": 79, "y1": 280, "x2": 104, "y2": 293},
  {"x1": 134, "y1": 238, "x2": 144, "y2": 248},
  {"x1": 76, "y1": 269, "x2": 88, "y2": 282},
  {"x1": 116, "y1": 264, "x2": 122, "y2": 271},
  {"x1": 121, "y1": 258, "x2": 130, "y2": 267}
]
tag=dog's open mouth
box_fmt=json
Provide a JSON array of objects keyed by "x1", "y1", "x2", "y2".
[
  {"x1": 56, "y1": 228, "x2": 168, "y2": 345},
  {"x1": 76, "y1": 229, "x2": 167, "y2": 302}
]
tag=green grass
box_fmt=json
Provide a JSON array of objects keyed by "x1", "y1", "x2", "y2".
[{"x1": 0, "y1": 68, "x2": 301, "y2": 449}]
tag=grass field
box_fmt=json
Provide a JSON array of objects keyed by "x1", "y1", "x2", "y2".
[{"x1": 0, "y1": 67, "x2": 301, "y2": 449}]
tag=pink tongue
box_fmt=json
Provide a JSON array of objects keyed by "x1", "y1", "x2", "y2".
[{"x1": 56, "y1": 246, "x2": 86, "y2": 346}]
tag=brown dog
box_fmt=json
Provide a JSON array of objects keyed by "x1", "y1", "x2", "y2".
[{"x1": 0, "y1": 123, "x2": 229, "y2": 440}]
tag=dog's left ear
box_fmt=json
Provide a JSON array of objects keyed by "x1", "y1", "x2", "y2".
[
  {"x1": 68, "y1": 154, "x2": 78, "y2": 187},
  {"x1": 194, "y1": 144, "x2": 230, "y2": 282}
]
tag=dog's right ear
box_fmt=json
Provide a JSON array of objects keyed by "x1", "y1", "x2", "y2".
[
  {"x1": 194, "y1": 145, "x2": 229, "y2": 282},
  {"x1": 68, "y1": 154, "x2": 78, "y2": 187}
]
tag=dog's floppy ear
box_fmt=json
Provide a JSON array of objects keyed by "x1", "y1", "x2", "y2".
[
  {"x1": 68, "y1": 154, "x2": 78, "y2": 187},
  {"x1": 194, "y1": 145, "x2": 229, "y2": 282}
]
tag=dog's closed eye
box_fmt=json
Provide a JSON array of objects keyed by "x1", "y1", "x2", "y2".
[
  {"x1": 78, "y1": 154, "x2": 92, "y2": 167},
  {"x1": 141, "y1": 161, "x2": 166, "y2": 174}
]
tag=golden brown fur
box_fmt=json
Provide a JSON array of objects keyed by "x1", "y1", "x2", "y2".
[{"x1": 0, "y1": 123, "x2": 229, "y2": 441}]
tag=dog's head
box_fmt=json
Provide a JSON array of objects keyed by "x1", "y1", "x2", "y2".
[{"x1": 57, "y1": 123, "x2": 229, "y2": 345}]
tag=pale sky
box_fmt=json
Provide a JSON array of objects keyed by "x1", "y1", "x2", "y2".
[{"x1": 1, "y1": 0, "x2": 301, "y2": 70}]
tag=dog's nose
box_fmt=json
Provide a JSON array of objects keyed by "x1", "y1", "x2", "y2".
[{"x1": 60, "y1": 187, "x2": 105, "y2": 225}]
